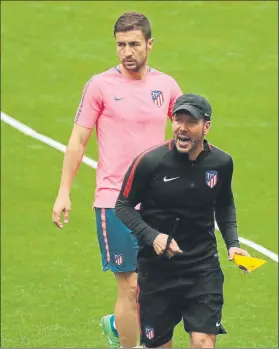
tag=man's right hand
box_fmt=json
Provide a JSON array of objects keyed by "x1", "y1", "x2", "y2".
[
  {"x1": 52, "y1": 193, "x2": 71, "y2": 229},
  {"x1": 153, "y1": 233, "x2": 183, "y2": 256}
]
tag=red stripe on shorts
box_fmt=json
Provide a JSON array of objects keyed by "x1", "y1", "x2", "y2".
[{"x1": 101, "y1": 208, "x2": 110, "y2": 263}]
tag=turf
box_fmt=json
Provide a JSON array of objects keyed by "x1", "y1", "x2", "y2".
[{"x1": 1, "y1": 1, "x2": 278, "y2": 348}]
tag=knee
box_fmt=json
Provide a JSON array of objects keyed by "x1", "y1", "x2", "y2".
[
  {"x1": 190, "y1": 333, "x2": 216, "y2": 348},
  {"x1": 116, "y1": 272, "x2": 137, "y2": 301}
]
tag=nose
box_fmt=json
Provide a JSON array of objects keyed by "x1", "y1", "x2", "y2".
[
  {"x1": 179, "y1": 121, "x2": 189, "y2": 131},
  {"x1": 124, "y1": 45, "x2": 132, "y2": 57}
]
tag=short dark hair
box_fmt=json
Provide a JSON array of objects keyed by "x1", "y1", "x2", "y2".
[{"x1": 114, "y1": 12, "x2": 152, "y2": 41}]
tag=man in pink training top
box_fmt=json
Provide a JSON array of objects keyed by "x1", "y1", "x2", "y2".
[{"x1": 52, "y1": 12, "x2": 182, "y2": 348}]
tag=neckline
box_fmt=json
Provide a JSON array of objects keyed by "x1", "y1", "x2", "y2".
[{"x1": 114, "y1": 65, "x2": 151, "y2": 80}]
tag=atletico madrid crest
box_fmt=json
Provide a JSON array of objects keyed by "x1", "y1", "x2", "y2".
[
  {"x1": 205, "y1": 170, "x2": 218, "y2": 188},
  {"x1": 145, "y1": 327, "x2": 155, "y2": 340},
  {"x1": 151, "y1": 90, "x2": 164, "y2": 107},
  {"x1": 113, "y1": 253, "x2": 123, "y2": 266}
]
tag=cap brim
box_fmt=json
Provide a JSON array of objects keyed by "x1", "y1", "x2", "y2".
[{"x1": 172, "y1": 104, "x2": 203, "y2": 119}]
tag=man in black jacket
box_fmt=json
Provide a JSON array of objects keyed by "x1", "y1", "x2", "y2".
[{"x1": 115, "y1": 93, "x2": 249, "y2": 348}]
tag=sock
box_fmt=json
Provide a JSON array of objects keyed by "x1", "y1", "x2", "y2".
[{"x1": 110, "y1": 314, "x2": 119, "y2": 337}]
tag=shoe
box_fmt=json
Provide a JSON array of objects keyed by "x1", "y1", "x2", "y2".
[{"x1": 100, "y1": 314, "x2": 120, "y2": 348}]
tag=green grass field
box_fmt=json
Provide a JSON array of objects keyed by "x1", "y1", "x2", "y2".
[{"x1": 1, "y1": 1, "x2": 278, "y2": 348}]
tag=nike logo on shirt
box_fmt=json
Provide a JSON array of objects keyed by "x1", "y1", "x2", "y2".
[{"x1": 163, "y1": 176, "x2": 179, "y2": 182}]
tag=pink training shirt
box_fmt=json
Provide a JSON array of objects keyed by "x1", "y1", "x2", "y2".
[{"x1": 74, "y1": 66, "x2": 182, "y2": 208}]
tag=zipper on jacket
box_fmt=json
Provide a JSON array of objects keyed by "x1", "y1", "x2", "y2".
[{"x1": 162, "y1": 217, "x2": 180, "y2": 258}]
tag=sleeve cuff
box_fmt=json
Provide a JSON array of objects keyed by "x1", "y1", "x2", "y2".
[
  {"x1": 144, "y1": 229, "x2": 160, "y2": 247},
  {"x1": 227, "y1": 241, "x2": 240, "y2": 250}
]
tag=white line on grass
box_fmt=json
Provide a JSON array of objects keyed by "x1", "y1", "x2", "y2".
[
  {"x1": 1, "y1": 112, "x2": 97, "y2": 168},
  {"x1": 1, "y1": 111, "x2": 278, "y2": 263}
]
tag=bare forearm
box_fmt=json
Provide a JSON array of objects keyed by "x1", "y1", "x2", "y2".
[{"x1": 58, "y1": 141, "x2": 85, "y2": 194}]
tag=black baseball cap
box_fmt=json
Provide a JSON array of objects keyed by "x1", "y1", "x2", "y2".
[{"x1": 172, "y1": 93, "x2": 212, "y2": 121}]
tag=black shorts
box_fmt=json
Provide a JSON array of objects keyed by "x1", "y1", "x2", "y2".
[{"x1": 137, "y1": 267, "x2": 226, "y2": 348}]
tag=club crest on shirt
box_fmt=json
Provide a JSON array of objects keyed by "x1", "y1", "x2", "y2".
[
  {"x1": 151, "y1": 90, "x2": 164, "y2": 107},
  {"x1": 145, "y1": 327, "x2": 155, "y2": 340},
  {"x1": 113, "y1": 253, "x2": 124, "y2": 266},
  {"x1": 205, "y1": 170, "x2": 218, "y2": 188}
]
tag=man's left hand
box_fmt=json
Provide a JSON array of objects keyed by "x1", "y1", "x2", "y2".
[{"x1": 228, "y1": 247, "x2": 250, "y2": 261}]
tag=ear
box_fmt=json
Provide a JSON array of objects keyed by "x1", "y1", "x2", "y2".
[
  {"x1": 204, "y1": 121, "x2": 211, "y2": 135},
  {"x1": 147, "y1": 38, "x2": 154, "y2": 51}
]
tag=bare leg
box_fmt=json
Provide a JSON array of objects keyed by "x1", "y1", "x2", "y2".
[
  {"x1": 190, "y1": 332, "x2": 216, "y2": 348},
  {"x1": 114, "y1": 272, "x2": 138, "y2": 348}
]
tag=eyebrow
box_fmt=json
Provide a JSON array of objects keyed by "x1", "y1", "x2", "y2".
[{"x1": 117, "y1": 41, "x2": 140, "y2": 44}]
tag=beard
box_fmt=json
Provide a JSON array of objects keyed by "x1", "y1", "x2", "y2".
[{"x1": 122, "y1": 56, "x2": 147, "y2": 72}]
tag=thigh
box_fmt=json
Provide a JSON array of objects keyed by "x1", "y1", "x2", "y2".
[
  {"x1": 181, "y1": 268, "x2": 227, "y2": 335},
  {"x1": 137, "y1": 275, "x2": 181, "y2": 348},
  {"x1": 95, "y1": 208, "x2": 138, "y2": 272},
  {"x1": 115, "y1": 271, "x2": 137, "y2": 296}
]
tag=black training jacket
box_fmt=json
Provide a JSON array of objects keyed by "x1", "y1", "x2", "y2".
[{"x1": 115, "y1": 139, "x2": 240, "y2": 274}]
